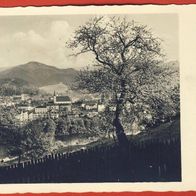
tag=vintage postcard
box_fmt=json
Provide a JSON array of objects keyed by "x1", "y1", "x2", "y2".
[{"x1": 0, "y1": 5, "x2": 195, "y2": 193}]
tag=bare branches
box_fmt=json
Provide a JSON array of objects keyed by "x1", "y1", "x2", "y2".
[
  {"x1": 68, "y1": 16, "x2": 172, "y2": 106},
  {"x1": 68, "y1": 16, "x2": 163, "y2": 77},
  {"x1": 67, "y1": 16, "x2": 179, "y2": 141}
]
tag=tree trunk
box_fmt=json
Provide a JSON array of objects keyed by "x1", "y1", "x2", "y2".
[
  {"x1": 18, "y1": 154, "x2": 21, "y2": 164},
  {"x1": 113, "y1": 107, "x2": 130, "y2": 180},
  {"x1": 113, "y1": 117, "x2": 129, "y2": 148},
  {"x1": 113, "y1": 79, "x2": 129, "y2": 148},
  {"x1": 112, "y1": 79, "x2": 129, "y2": 148}
]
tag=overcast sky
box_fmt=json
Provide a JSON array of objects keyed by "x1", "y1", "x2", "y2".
[{"x1": 0, "y1": 14, "x2": 178, "y2": 70}]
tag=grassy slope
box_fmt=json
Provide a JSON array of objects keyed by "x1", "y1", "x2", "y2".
[
  {"x1": 131, "y1": 118, "x2": 180, "y2": 143},
  {"x1": 85, "y1": 117, "x2": 180, "y2": 149},
  {"x1": 1, "y1": 117, "x2": 180, "y2": 166}
]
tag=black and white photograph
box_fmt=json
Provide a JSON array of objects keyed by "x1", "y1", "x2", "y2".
[{"x1": 0, "y1": 12, "x2": 181, "y2": 183}]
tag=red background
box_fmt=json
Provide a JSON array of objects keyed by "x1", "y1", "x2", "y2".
[
  {"x1": 0, "y1": 0, "x2": 195, "y2": 6},
  {"x1": 0, "y1": 0, "x2": 195, "y2": 195},
  {"x1": 0, "y1": 192, "x2": 196, "y2": 196}
]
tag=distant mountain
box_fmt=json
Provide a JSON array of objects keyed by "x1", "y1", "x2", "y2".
[
  {"x1": 0, "y1": 61, "x2": 78, "y2": 87},
  {"x1": 0, "y1": 60, "x2": 179, "y2": 91}
]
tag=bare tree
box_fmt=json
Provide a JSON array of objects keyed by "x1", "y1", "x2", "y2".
[{"x1": 68, "y1": 16, "x2": 179, "y2": 147}]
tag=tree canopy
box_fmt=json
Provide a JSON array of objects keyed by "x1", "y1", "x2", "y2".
[
  {"x1": 68, "y1": 16, "x2": 179, "y2": 147},
  {"x1": 7, "y1": 118, "x2": 56, "y2": 163}
]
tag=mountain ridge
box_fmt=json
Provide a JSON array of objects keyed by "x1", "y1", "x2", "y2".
[
  {"x1": 0, "y1": 60, "x2": 179, "y2": 89},
  {"x1": 0, "y1": 61, "x2": 78, "y2": 87}
]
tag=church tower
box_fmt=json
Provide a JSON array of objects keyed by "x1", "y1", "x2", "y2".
[{"x1": 53, "y1": 91, "x2": 57, "y2": 104}]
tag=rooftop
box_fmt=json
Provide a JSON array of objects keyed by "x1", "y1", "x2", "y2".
[
  {"x1": 85, "y1": 100, "x2": 98, "y2": 105},
  {"x1": 36, "y1": 105, "x2": 47, "y2": 109},
  {"x1": 18, "y1": 104, "x2": 29, "y2": 107},
  {"x1": 55, "y1": 96, "x2": 71, "y2": 102},
  {"x1": 47, "y1": 101, "x2": 55, "y2": 106}
]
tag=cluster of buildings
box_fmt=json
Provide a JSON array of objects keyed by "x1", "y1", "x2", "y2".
[
  {"x1": 0, "y1": 91, "x2": 145, "y2": 135},
  {"x1": 15, "y1": 92, "x2": 72, "y2": 125},
  {"x1": 14, "y1": 92, "x2": 107, "y2": 126},
  {"x1": 0, "y1": 94, "x2": 30, "y2": 107}
]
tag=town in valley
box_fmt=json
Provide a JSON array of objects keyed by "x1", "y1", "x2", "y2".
[{"x1": 0, "y1": 14, "x2": 181, "y2": 183}]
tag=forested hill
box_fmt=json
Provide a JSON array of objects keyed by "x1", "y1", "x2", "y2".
[
  {"x1": 0, "y1": 60, "x2": 178, "y2": 96},
  {"x1": 0, "y1": 61, "x2": 78, "y2": 87}
]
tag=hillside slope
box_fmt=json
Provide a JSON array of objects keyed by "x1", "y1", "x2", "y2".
[{"x1": 0, "y1": 61, "x2": 78, "y2": 87}]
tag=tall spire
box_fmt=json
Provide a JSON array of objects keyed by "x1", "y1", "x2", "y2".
[{"x1": 53, "y1": 91, "x2": 56, "y2": 104}]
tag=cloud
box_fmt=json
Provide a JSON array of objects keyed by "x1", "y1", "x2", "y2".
[
  {"x1": 0, "y1": 30, "x2": 47, "y2": 67},
  {"x1": 0, "y1": 20, "x2": 92, "y2": 70},
  {"x1": 13, "y1": 32, "x2": 26, "y2": 40},
  {"x1": 50, "y1": 20, "x2": 72, "y2": 41}
]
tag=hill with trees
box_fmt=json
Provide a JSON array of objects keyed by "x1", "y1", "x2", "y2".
[{"x1": 0, "y1": 61, "x2": 78, "y2": 87}]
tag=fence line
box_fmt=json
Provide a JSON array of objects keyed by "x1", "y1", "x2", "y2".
[{"x1": 0, "y1": 134, "x2": 181, "y2": 183}]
